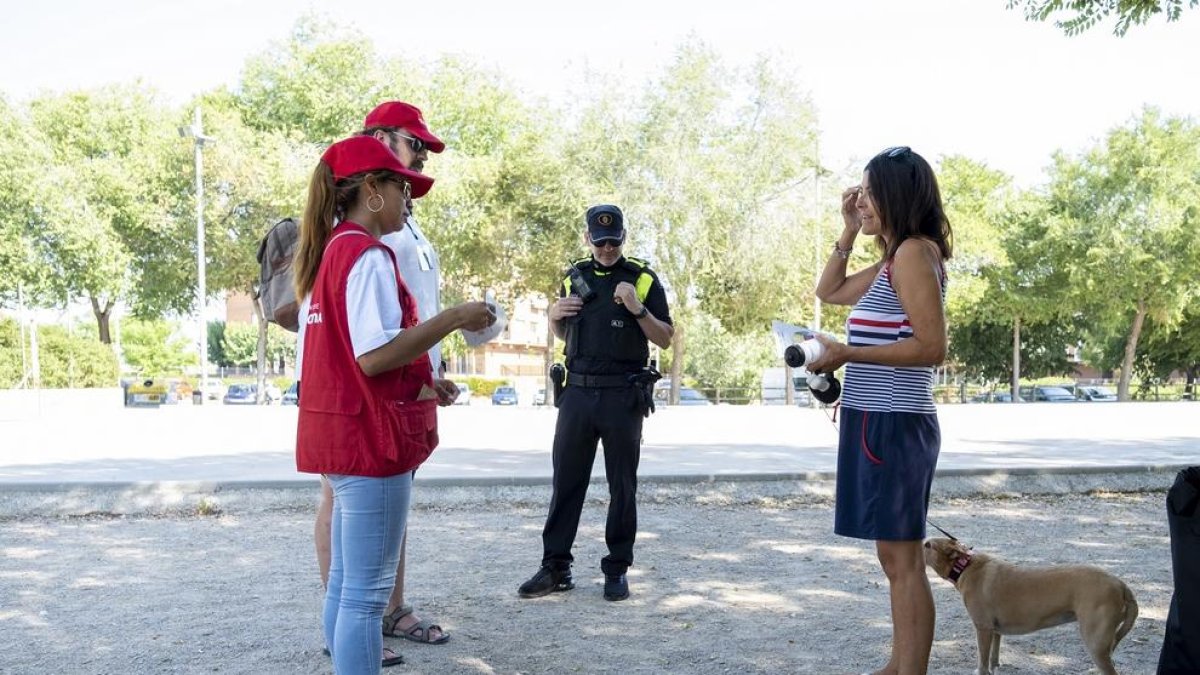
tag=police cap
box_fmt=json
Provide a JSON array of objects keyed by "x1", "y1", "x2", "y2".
[{"x1": 585, "y1": 204, "x2": 625, "y2": 244}]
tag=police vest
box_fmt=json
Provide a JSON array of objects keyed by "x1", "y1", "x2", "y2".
[{"x1": 561, "y1": 256, "x2": 656, "y2": 371}]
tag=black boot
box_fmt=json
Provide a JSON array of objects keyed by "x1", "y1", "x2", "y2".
[
  {"x1": 603, "y1": 573, "x2": 629, "y2": 601},
  {"x1": 518, "y1": 565, "x2": 575, "y2": 598}
]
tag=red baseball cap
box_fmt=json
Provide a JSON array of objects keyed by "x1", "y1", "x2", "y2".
[
  {"x1": 320, "y1": 136, "x2": 434, "y2": 198},
  {"x1": 363, "y1": 101, "x2": 446, "y2": 153}
]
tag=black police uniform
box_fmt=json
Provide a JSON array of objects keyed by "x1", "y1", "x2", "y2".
[{"x1": 540, "y1": 253, "x2": 671, "y2": 578}]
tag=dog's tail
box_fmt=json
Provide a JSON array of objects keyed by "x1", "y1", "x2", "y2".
[{"x1": 1113, "y1": 583, "x2": 1139, "y2": 650}]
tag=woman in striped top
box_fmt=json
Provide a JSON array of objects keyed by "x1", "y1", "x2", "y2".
[{"x1": 808, "y1": 146, "x2": 952, "y2": 675}]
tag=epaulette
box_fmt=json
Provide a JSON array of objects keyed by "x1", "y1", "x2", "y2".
[
  {"x1": 563, "y1": 256, "x2": 594, "y2": 277},
  {"x1": 622, "y1": 256, "x2": 651, "y2": 273}
]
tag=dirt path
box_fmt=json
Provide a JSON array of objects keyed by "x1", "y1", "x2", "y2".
[{"x1": 0, "y1": 485, "x2": 1172, "y2": 674}]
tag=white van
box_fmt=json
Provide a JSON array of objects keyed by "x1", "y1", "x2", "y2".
[{"x1": 760, "y1": 367, "x2": 812, "y2": 406}]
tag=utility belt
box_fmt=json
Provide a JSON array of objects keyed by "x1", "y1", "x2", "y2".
[
  {"x1": 549, "y1": 363, "x2": 662, "y2": 417},
  {"x1": 565, "y1": 372, "x2": 634, "y2": 388}
]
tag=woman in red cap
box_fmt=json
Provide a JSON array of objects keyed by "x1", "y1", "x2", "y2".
[{"x1": 293, "y1": 135, "x2": 494, "y2": 674}]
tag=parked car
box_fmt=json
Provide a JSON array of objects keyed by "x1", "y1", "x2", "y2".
[
  {"x1": 203, "y1": 379, "x2": 227, "y2": 401},
  {"x1": 491, "y1": 386, "x2": 518, "y2": 406},
  {"x1": 123, "y1": 378, "x2": 192, "y2": 407},
  {"x1": 653, "y1": 384, "x2": 713, "y2": 406},
  {"x1": 281, "y1": 382, "x2": 299, "y2": 405},
  {"x1": 223, "y1": 383, "x2": 258, "y2": 405},
  {"x1": 534, "y1": 388, "x2": 546, "y2": 406},
  {"x1": 1030, "y1": 385, "x2": 1075, "y2": 402},
  {"x1": 971, "y1": 391, "x2": 1025, "y2": 403},
  {"x1": 452, "y1": 382, "x2": 472, "y2": 405},
  {"x1": 1077, "y1": 385, "x2": 1117, "y2": 402}
]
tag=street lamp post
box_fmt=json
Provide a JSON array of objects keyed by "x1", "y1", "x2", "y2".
[{"x1": 179, "y1": 107, "x2": 214, "y2": 400}]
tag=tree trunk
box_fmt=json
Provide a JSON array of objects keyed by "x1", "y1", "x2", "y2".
[
  {"x1": 1185, "y1": 367, "x2": 1197, "y2": 402},
  {"x1": 1117, "y1": 300, "x2": 1147, "y2": 402},
  {"x1": 91, "y1": 296, "x2": 113, "y2": 344},
  {"x1": 1010, "y1": 315, "x2": 1021, "y2": 402},
  {"x1": 253, "y1": 293, "x2": 269, "y2": 405},
  {"x1": 669, "y1": 321, "x2": 684, "y2": 405}
]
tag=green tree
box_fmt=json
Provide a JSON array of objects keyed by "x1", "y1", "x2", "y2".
[
  {"x1": 116, "y1": 319, "x2": 196, "y2": 375},
  {"x1": 1008, "y1": 0, "x2": 1198, "y2": 36},
  {"x1": 221, "y1": 323, "x2": 259, "y2": 367},
  {"x1": 0, "y1": 98, "x2": 48, "y2": 306},
  {"x1": 208, "y1": 321, "x2": 227, "y2": 365},
  {"x1": 1126, "y1": 308, "x2": 1200, "y2": 398},
  {"x1": 237, "y1": 16, "x2": 387, "y2": 143},
  {"x1": 25, "y1": 86, "x2": 182, "y2": 341},
  {"x1": 936, "y1": 157, "x2": 1080, "y2": 390},
  {"x1": 1043, "y1": 108, "x2": 1200, "y2": 400}
]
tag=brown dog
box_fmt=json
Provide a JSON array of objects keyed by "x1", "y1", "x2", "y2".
[{"x1": 924, "y1": 537, "x2": 1138, "y2": 675}]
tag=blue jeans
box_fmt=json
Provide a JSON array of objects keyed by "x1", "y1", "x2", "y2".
[{"x1": 324, "y1": 473, "x2": 412, "y2": 675}]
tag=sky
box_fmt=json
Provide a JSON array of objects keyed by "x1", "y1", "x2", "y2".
[{"x1": 2, "y1": 0, "x2": 1197, "y2": 189}]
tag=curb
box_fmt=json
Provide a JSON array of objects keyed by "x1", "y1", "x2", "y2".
[{"x1": 0, "y1": 464, "x2": 1189, "y2": 519}]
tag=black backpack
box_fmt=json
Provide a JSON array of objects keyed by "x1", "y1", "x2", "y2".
[{"x1": 255, "y1": 217, "x2": 300, "y2": 332}]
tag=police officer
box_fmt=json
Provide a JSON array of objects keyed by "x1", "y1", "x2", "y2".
[{"x1": 518, "y1": 204, "x2": 674, "y2": 602}]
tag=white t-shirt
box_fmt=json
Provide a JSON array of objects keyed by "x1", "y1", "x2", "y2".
[
  {"x1": 380, "y1": 216, "x2": 442, "y2": 374},
  {"x1": 295, "y1": 218, "x2": 443, "y2": 379},
  {"x1": 295, "y1": 246, "x2": 404, "y2": 379}
]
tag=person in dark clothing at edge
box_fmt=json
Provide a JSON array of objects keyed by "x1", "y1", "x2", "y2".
[{"x1": 517, "y1": 204, "x2": 674, "y2": 602}]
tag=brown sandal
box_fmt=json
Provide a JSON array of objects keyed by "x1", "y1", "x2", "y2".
[{"x1": 382, "y1": 604, "x2": 451, "y2": 644}]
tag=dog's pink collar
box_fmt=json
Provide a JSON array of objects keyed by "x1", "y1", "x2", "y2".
[{"x1": 948, "y1": 551, "x2": 973, "y2": 585}]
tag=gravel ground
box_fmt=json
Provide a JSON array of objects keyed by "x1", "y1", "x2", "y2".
[{"x1": 0, "y1": 480, "x2": 1175, "y2": 675}]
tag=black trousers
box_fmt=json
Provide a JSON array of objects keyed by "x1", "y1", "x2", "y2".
[
  {"x1": 1159, "y1": 466, "x2": 1200, "y2": 674},
  {"x1": 541, "y1": 384, "x2": 643, "y2": 576}
]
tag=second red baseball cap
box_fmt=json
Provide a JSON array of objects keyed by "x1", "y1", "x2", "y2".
[
  {"x1": 363, "y1": 101, "x2": 446, "y2": 153},
  {"x1": 320, "y1": 136, "x2": 435, "y2": 198}
]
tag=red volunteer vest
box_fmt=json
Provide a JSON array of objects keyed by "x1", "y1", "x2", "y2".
[{"x1": 296, "y1": 221, "x2": 437, "y2": 477}]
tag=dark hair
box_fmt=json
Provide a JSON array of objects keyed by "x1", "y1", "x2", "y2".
[
  {"x1": 864, "y1": 147, "x2": 953, "y2": 261},
  {"x1": 293, "y1": 163, "x2": 400, "y2": 299},
  {"x1": 358, "y1": 126, "x2": 399, "y2": 137}
]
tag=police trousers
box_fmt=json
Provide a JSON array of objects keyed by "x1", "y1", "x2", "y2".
[
  {"x1": 541, "y1": 384, "x2": 643, "y2": 576},
  {"x1": 1159, "y1": 466, "x2": 1200, "y2": 674}
]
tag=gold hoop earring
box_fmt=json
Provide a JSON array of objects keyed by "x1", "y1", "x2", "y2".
[{"x1": 367, "y1": 193, "x2": 385, "y2": 213}]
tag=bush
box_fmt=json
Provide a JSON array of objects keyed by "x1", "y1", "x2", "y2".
[
  {"x1": 464, "y1": 377, "x2": 508, "y2": 398},
  {"x1": 0, "y1": 318, "x2": 119, "y2": 388},
  {"x1": 121, "y1": 318, "x2": 196, "y2": 375}
]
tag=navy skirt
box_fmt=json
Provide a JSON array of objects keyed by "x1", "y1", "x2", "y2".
[{"x1": 834, "y1": 406, "x2": 940, "y2": 541}]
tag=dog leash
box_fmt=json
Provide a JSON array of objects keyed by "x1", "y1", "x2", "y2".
[{"x1": 926, "y1": 518, "x2": 957, "y2": 541}]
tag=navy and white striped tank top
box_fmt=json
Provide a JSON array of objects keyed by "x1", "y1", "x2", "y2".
[{"x1": 841, "y1": 259, "x2": 947, "y2": 414}]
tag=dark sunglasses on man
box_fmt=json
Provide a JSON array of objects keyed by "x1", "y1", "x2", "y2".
[
  {"x1": 389, "y1": 130, "x2": 427, "y2": 154},
  {"x1": 590, "y1": 234, "x2": 625, "y2": 249}
]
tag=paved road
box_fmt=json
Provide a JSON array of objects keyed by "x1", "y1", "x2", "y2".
[{"x1": 1, "y1": 401, "x2": 1196, "y2": 485}]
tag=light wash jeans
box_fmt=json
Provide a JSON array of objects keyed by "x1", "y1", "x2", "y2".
[{"x1": 324, "y1": 472, "x2": 412, "y2": 675}]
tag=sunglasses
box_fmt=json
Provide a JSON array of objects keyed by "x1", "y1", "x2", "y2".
[
  {"x1": 389, "y1": 130, "x2": 427, "y2": 154},
  {"x1": 383, "y1": 176, "x2": 412, "y2": 200},
  {"x1": 590, "y1": 234, "x2": 624, "y2": 249},
  {"x1": 882, "y1": 145, "x2": 911, "y2": 159}
]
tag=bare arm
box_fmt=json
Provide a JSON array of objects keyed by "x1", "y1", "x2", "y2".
[
  {"x1": 614, "y1": 281, "x2": 673, "y2": 349},
  {"x1": 636, "y1": 310, "x2": 674, "y2": 350},
  {"x1": 549, "y1": 295, "x2": 581, "y2": 341},
  {"x1": 808, "y1": 239, "x2": 946, "y2": 371},
  {"x1": 815, "y1": 187, "x2": 882, "y2": 306},
  {"x1": 357, "y1": 302, "x2": 494, "y2": 377}
]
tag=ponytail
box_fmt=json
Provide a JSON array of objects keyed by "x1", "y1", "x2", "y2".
[
  {"x1": 294, "y1": 164, "x2": 392, "y2": 299},
  {"x1": 294, "y1": 162, "x2": 337, "y2": 300}
]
